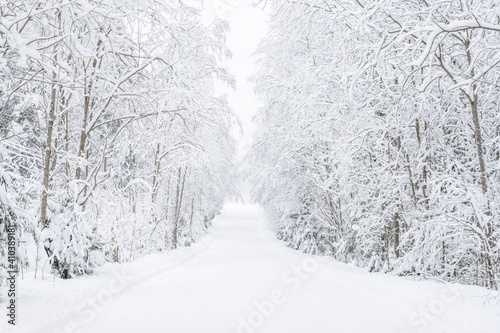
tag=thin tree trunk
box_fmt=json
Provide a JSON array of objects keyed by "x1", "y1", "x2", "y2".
[{"x1": 40, "y1": 73, "x2": 57, "y2": 230}]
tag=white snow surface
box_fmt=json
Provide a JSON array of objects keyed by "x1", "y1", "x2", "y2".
[{"x1": 3, "y1": 202, "x2": 500, "y2": 333}]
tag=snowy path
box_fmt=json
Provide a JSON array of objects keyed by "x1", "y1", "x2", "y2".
[{"x1": 18, "y1": 203, "x2": 500, "y2": 333}]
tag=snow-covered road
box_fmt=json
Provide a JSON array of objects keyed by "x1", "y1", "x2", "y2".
[{"x1": 10, "y1": 202, "x2": 500, "y2": 333}]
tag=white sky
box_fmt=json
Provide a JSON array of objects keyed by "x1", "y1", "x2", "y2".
[{"x1": 202, "y1": 0, "x2": 269, "y2": 160}]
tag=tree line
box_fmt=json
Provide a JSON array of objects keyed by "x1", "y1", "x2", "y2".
[
  {"x1": 249, "y1": 0, "x2": 500, "y2": 289},
  {"x1": 0, "y1": 0, "x2": 236, "y2": 279}
]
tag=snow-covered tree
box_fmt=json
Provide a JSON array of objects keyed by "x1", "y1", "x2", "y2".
[
  {"x1": 1, "y1": 0, "x2": 237, "y2": 278},
  {"x1": 249, "y1": 0, "x2": 500, "y2": 289}
]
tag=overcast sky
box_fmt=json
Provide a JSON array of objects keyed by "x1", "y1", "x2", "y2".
[{"x1": 203, "y1": 0, "x2": 269, "y2": 160}]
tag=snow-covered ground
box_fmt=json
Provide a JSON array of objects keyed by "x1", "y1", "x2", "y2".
[{"x1": 3, "y1": 202, "x2": 500, "y2": 333}]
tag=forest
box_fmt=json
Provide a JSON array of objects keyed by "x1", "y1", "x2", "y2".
[
  {"x1": 1, "y1": 0, "x2": 500, "y2": 294},
  {"x1": 249, "y1": 0, "x2": 500, "y2": 289},
  {"x1": 0, "y1": 0, "x2": 237, "y2": 279}
]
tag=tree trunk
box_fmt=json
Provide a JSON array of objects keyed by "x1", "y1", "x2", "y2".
[{"x1": 40, "y1": 74, "x2": 57, "y2": 230}]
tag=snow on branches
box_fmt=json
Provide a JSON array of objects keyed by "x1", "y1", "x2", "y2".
[
  {"x1": 249, "y1": 0, "x2": 500, "y2": 289},
  {"x1": 0, "y1": 0, "x2": 237, "y2": 278}
]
